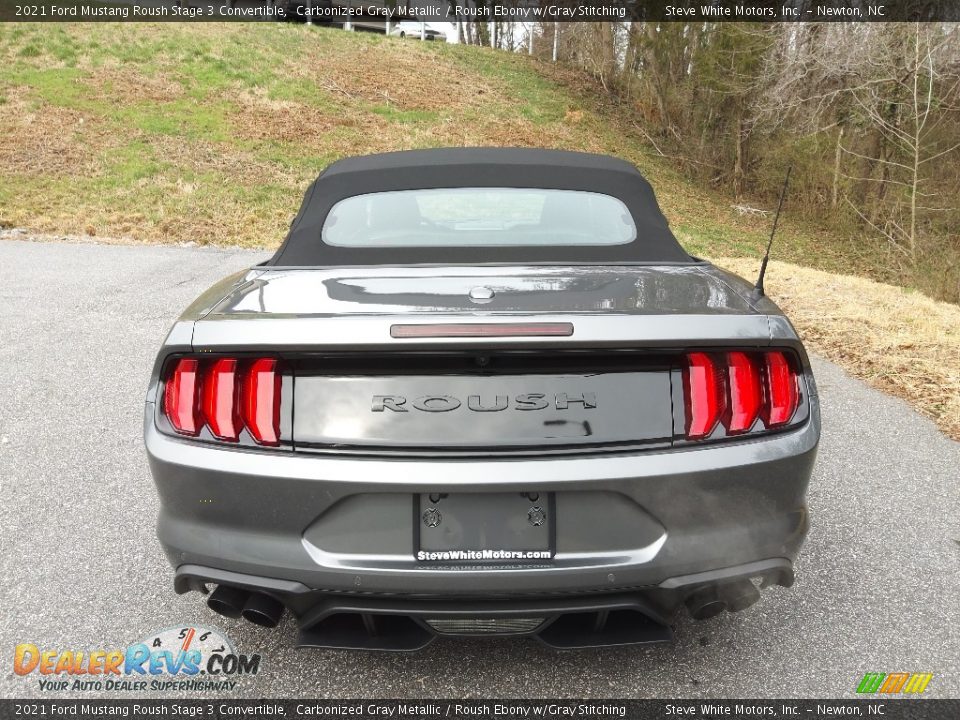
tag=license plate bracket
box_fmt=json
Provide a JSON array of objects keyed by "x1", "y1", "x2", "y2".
[{"x1": 415, "y1": 492, "x2": 554, "y2": 563}]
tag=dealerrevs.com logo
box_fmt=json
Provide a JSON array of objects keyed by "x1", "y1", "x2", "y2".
[{"x1": 13, "y1": 626, "x2": 261, "y2": 692}]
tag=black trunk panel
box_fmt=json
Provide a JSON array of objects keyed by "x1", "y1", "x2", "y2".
[{"x1": 291, "y1": 350, "x2": 677, "y2": 451}]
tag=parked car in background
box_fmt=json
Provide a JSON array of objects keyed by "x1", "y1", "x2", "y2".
[{"x1": 388, "y1": 21, "x2": 445, "y2": 40}]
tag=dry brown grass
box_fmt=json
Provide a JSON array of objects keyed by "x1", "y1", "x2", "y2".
[
  {"x1": 88, "y1": 65, "x2": 186, "y2": 104},
  {"x1": 0, "y1": 86, "x2": 113, "y2": 177},
  {"x1": 716, "y1": 258, "x2": 960, "y2": 441},
  {"x1": 281, "y1": 41, "x2": 496, "y2": 112}
]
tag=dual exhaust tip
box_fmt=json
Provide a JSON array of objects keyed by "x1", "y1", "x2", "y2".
[
  {"x1": 207, "y1": 585, "x2": 285, "y2": 628},
  {"x1": 684, "y1": 580, "x2": 761, "y2": 621}
]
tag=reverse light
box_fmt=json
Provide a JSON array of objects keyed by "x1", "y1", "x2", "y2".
[
  {"x1": 163, "y1": 358, "x2": 202, "y2": 436},
  {"x1": 684, "y1": 350, "x2": 801, "y2": 440},
  {"x1": 162, "y1": 356, "x2": 281, "y2": 446}
]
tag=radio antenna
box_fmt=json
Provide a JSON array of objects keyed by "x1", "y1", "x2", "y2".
[{"x1": 753, "y1": 165, "x2": 792, "y2": 298}]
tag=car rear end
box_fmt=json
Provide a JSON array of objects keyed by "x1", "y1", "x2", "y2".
[{"x1": 144, "y1": 263, "x2": 819, "y2": 650}]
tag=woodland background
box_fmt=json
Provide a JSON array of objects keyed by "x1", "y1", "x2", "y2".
[{"x1": 464, "y1": 21, "x2": 960, "y2": 302}]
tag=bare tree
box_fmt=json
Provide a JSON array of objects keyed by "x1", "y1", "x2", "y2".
[
  {"x1": 833, "y1": 25, "x2": 960, "y2": 259},
  {"x1": 504, "y1": 20, "x2": 960, "y2": 299}
]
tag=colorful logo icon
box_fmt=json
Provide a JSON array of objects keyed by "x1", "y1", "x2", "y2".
[
  {"x1": 13, "y1": 626, "x2": 261, "y2": 692},
  {"x1": 856, "y1": 672, "x2": 933, "y2": 694}
]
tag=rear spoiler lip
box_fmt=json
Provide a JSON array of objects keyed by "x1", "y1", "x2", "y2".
[{"x1": 188, "y1": 313, "x2": 795, "y2": 351}]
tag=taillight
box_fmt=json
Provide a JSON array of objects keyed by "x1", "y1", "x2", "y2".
[
  {"x1": 241, "y1": 358, "x2": 280, "y2": 446},
  {"x1": 725, "y1": 351, "x2": 762, "y2": 434},
  {"x1": 162, "y1": 356, "x2": 280, "y2": 446},
  {"x1": 202, "y1": 358, "x2": 241, "y2": 441},
  {"x1": 763, "y1": 351, "x2": 799, "y2": 427},
  {"x1": 684, "y1": 350, "x2": 800, "y2": 440},
  {"x1": 683, "y1": 352, "x2": 724, "y2": 439},
  {"x1": 164, "y1": 358, "x2": 202, "y2": 436}
]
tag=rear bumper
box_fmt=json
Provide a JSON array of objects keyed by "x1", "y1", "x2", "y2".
[
  {"x1": 175, "y1": 558, "x2": 794, "y2": 650},
  {"x1": 146, "y1": 399, "x2": 816, "y2": 597}
]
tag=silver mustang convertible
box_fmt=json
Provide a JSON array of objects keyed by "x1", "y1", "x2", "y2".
[{"x1": 144, "y1": 148, "x2": 819, "y2": 650}]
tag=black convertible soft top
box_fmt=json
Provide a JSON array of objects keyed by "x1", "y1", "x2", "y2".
[{"x1": 267, "y1": 148, "x2": 692, "y2": 266}]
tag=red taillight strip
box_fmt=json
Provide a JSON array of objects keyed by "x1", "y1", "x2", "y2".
[
  {"x1": 726, "y1": 351, "x2": 762, "y2": 434},
  {"x1": 163, "y1": 356, "x2": 281, "y2": 446},
  {"x1": 683, "y1": 352, "x2": 724, "y2": 439},
  {"x1": 763, "y1": 351, "x2": 799, "y2": 427},
  {"x1": 241, "y1": 358, "x2": 281, "y2": 446},
  {"x1": 201, "y1": 358, "x2": 241, "y2": 442},
  {"x1": 163, "y1": 358, "x2": 202, "y2": 436},
  {"x1": 683, "y1": 350, "x2": 801, "y2": 440},
  {"x1": 390, "y1": 323, "x2": 574, "y2": 339}
]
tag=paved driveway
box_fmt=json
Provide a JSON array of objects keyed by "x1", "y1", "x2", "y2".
[{"x1": 1, "y1": 240, "x2": 957, "y2": 699}]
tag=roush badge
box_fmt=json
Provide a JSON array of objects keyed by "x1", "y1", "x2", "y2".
[{"x1": 372, "y1": 393, "x2": 598, "y2": 413}]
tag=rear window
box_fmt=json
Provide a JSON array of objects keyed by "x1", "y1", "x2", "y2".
[{"x1": 321, "y1": 188, "x2": 636, "y2": 248}]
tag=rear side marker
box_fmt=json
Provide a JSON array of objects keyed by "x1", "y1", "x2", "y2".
[
  {"x1": 683, "y1": 350, "x2": 800, "y2": 440},
  {"x1": 391, "y1": 323, "x2": 574, "y2": 339},
  {"x1": 163, "y1": 356, "x2": 280, "y2": 446}
]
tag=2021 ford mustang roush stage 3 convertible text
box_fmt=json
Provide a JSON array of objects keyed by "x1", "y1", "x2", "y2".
[{"x1": 145, "y1": 148, "x2": 819, "y2": 650}]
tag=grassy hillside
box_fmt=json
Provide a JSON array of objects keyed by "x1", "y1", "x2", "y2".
[
  {"x1": 2, "y1": 23, "x2": 957, "y2": 440},
  {"x1": 2, "y1": 22, "x2": 854, "y2": 274}
]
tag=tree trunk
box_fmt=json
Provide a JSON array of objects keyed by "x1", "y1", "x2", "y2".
[
  {"x1": 908, "y1": 23, "x2": 922, "y2": 261},
  {"x1": 623, "y1": 22, "x2": 642, "y2": 98},
  {"x1": 475, "y1": 19, "x2": 488, "y2": 47},
  {"x1": 733, "y1": 111, "x2": 745, "y2": 199},
  {"x1": 643, "y1": 23, "x2": 668, "y2": 124},
  {"x1": 832, "y1": 125, "x2": 844, "y2": 209}
]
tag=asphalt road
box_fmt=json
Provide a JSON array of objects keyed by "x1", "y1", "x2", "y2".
[{"x1": 1, "y1": 239, "x2": 957, "y2": 700}]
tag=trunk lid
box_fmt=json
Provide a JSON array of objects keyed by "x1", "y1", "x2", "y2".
[{"x1": 204, "y1": 264, "x2": 758, "y2": 318}]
